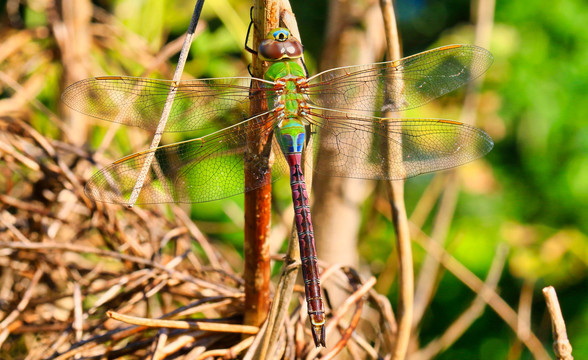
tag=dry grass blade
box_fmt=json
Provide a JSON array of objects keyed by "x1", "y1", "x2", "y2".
[
  {"x1": 127, "y1": 0, "x2": 204, "y2": 207},
  {"x1": 107, "y1": 310, "x2": 259, "y2": 334},
  {"x1": 258, "y1": 226, "x2": 300, "y2": 359}
]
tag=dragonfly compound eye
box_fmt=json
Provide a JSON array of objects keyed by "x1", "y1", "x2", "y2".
[{"x1": 259, "y1": 29, "x2": 303, "y2": 61}]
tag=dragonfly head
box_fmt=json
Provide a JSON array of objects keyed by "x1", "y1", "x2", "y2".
[{"x1": 258, "y1": 28, "x2": 303, "y2": 62}]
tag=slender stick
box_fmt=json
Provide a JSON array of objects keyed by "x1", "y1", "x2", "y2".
[
  {"x1": 379, "y1": 1, "x2": 414, "y2": 359},
  {"x1": 543, "y1": 287, "x2": 574, "y2": 360},
  {"x1": 126, "y1": 0, "x2": 204, "y2": 207},
  {"x1": 259, "y1": 224, "x2": 299, "y2": 358},
  {"x1": 513, "y1": 279, "x2": 535, "y2": 358},
  {"x1": 107, "y1": 311, "x2": 259, "y2": 334}
]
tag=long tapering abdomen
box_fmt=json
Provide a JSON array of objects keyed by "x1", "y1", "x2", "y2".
[{"x1": 286, "y1": 153, "x2": 326, "y2": 347}]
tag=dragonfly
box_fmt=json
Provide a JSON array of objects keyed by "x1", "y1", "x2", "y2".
[{"x1": 62, "y1": 28, "x2": 493, "y2": 347}]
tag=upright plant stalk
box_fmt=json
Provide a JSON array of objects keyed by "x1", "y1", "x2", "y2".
[
  {"x1": 379, "y1": 0, "x2": 414, "y2": 358},
  {"x1": 413, "y1": 0, "x2": 496, "y2": 330},
  {"x1": 127, "y1": 0, "x2": 204, "y2": 208},
  {"x1": 242, "y1": 0, "x2": 279, "y2": 334}
]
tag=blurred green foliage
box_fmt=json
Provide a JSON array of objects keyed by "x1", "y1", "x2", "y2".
[{"x1": 3, "y1": 0, "x2": 587, "y2": 358}]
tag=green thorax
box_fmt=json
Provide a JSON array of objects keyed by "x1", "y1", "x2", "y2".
[
  {"x1": 264, "y1": 60, "x2": 305, "y2": 81},
  {"x1": 264, "y1": 60, "x2": 307, "y2": 120},
  {"x1": 264, "y1": 60, "x2": 308, "y2": 155}
]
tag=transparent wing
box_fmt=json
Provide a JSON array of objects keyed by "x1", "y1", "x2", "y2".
[
  {"x1": 306, "y1": 45, "x2": 493, "y2": 115},
  {"x1": 62, "y1": 76, "x2": 275, "y2": 132},
  {"x1": 309, "y1": 113, "x2": 493, "y2": 180},
  {"x1": 85, "y1": 115, "x2": 288, "y2": 204}
]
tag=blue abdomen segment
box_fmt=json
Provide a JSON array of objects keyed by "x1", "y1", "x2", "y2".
[
  {"x1": 295, "y1": 131, "x2": 305, "y2": 152},
  {"x1": 277, "y1": 120, "x2": 306, "y2": 154}
]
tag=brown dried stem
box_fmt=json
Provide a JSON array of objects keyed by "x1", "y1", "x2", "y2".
[
  {"x1": 543, "y1": 286, "x2": 574, "y2": 360},
  {"x1": 127, "y1": 0, "x2": 204, "y2": 207},
  {"x1": 107, "y1": 311, "x2": 259, "y2": 334},
  {"x1": 242, "y1": 0, "x2": 279, "y2": 337},
  {"x1": 379, "y1": 1, "x2": 414, "y2": 359}
]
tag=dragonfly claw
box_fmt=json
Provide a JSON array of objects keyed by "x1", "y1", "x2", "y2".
[{"x1": 311, "y1": 324, "x2": 326, "y2": 347}]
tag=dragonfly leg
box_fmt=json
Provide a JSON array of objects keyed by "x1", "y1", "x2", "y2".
[{"x1": 244, "y1": 6, "x2": 258, "y2": 55}]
